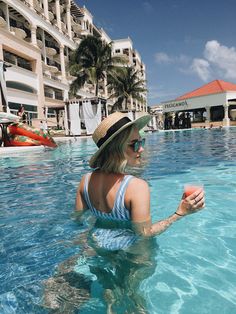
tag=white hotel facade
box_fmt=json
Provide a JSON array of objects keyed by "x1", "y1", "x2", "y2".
[{"x1": 0, "y1": 0, "x2": 147, "y2": 128}]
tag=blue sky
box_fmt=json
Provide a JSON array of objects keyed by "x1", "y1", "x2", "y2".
[{"x1": 77, "y1": 0, "x2": 236, "y2": 106}]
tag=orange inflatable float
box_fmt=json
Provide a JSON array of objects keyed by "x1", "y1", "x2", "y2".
[
  {"x1": 5, "y1": 123, "x2": 57, "y2": 148},
  {"x1": 4, "y1": 134, "x2": 40, "y2": 146}
]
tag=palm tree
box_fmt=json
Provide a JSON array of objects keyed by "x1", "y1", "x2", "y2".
[
  {"x1": 69, "y1": 35, "x2": 125, "y2": 97},
  {"x1": 107, "y1": 66, "x2": 147, "y2": 112}
]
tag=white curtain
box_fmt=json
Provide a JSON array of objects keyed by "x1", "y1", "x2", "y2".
[
  {"x1": 69, "y1": 102, "x2": 81, "y2": 136},
  {"x1": 152, "y1": 116, "x2": 157, "y2": 130},
  {"x1": 82, "y1": 99, "x2": 101, "y2": 135},
  {"x1": 127, "y1": 111, "x2": 134, "y2": 121}
]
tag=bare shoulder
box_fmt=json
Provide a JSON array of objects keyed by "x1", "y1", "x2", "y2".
[
  {"x1": 125, "y1": 176, "x2": 151, "y2": 223},
  {"x1": 128, "y1": 177, "x2": 150, "y2": 193},
  {"x1": 125, "y1": 176, "x2": 150, "y2": 204},
  {"x1": 75, "y1": 174, "x2": 88, "y2": 211}
]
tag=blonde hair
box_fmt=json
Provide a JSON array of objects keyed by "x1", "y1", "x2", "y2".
[{"x1": 93, "y1": 125, "x2": 134, "y2": 173}]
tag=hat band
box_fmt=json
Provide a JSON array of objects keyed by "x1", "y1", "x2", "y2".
[{"x1": 97, "y1": 116, "x2": 131, "y2": 148}]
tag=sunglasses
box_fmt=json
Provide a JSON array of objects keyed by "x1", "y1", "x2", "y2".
[{"x1": 129, "y1": 138, "x2": 146, "y2": 152}]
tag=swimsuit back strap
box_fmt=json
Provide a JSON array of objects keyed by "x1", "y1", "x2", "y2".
[
  {"x1": 113, "y1": 175, "x2": 134, "y2": 219},
  {"x1": 83, "y1": 173, "x2": 93, "y2": 209}
]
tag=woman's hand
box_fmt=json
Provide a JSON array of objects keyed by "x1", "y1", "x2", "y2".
[{"x1": 175, "y1": 188, "x2": 205, "y2": 216}]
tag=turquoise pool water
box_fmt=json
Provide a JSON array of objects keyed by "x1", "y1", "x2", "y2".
[{"x1": 0, "y1": 128, "x2": 236, "y2": 313}]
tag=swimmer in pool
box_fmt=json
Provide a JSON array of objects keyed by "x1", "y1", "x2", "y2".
[
  {"x1": 75, "y1": 111, "x2": 205, "y2": 237},
  {"x1": 75, "y1": 111, "x2": 205, "y2": 312}
]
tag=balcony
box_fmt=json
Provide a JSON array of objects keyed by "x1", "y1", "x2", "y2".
[
  {"x1": 61, "y1": 21, "x2": 67, "y2": 32},
  {"x1": 44, "y1": 90, "x2": 63, "y2": 100},
  {"x1": 72, "y1": 23, "x2": 82, "y2": 32},
  {"x1": 47, "y1": 59, "x2": 61, "y2": 72},
  {"x1": 42, "y1": 61, "x2": 51, "y2": 71},
  {"x1": 34, "y1": 2, "x2": 44, "y2": 14},
  {"x1": 46, "y1": 46, "x2": 57, "y2": 56},
  {"x1": 37, "y1": 39, "x2": 43, "y2": 48},
  {"x1": 80, "y1": 29, "x2": 90, "y2": 36},
  {"x1": 11, "y1": 27, "x2": 27, "y2": 39},
  {"x1": 51, "y1": 4, "x2": 64, "y2": 15},
  {"x1": 48, "y1": 11, "x2": 54, "y2": 21},
  {"x1": 4, "y1": 51, "x2": 32, "y2": 71},
  {"x1": 43, "y1": 72, "x2": 61, "y2": 82},
  {"x1": 74, "y1": 37, "x2": 81, "y2": 45},
  {"x1": 0, "y1": 16, "x2": 6, "y2": 27},
  {"x1": 48, "y1": 65, "x2": 58, "y2": 73}
]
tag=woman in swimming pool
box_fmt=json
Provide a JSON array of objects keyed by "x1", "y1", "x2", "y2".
[
  {"x1": 75, "y1": 111, "x2": 205, "y2": 313},
  {"x1": 75, "y1": 111, "x2": 205, "y2": 237}
]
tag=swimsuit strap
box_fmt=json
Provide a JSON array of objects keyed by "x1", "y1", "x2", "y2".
[
  {"x1": 112, "y1": 175, "x2": 134, "y2": 220},
  {"x1": 83, "y1": 173, "x2": 93, "y2": 210}
]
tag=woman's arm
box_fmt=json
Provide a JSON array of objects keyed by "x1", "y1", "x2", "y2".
[
  {"x1": 75, "y1": 175, "x2": 88, "y2": 212},
  {"x1": 128, "y1": 178, "x2": 205, "y2": 237}
]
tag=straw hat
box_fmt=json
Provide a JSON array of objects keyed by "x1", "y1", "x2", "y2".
[{"x1": 89, "y1": 111, "x2": 152, "y2": 168}]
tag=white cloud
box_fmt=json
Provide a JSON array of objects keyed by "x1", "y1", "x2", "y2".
[
  {"x1": 154, "y1": 41, "x2": 236, "y2": 82},
  {"x1": 155, "y1": 52, "x2": 190, "y2": 65},
  {"x1": 204, "y1": 40, "x2": 236, "y2": 79},
  {"x1": 155, "y1": 52, "x2": 173, "y2": 64},
  {"x1": 191, "y1": 58, "x2": 211, "y2": 81}
]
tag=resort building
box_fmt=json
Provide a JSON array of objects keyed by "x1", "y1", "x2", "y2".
[
  {"x1": 160, "y1": 80, "x2": 236, "y2": 128},
  {"x1": 0, "y1": 0, "x2": 147, "y2": 133},
  {"x1": 112, "y1": 37, "x2": 147, "y2": 112}
]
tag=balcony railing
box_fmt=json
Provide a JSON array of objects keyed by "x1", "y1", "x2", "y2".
[
  {"x1": 47, "y1": 59, "x2": 61, "y2": 71},
  {"x1": 44, "y1": 73, "x2": 60, "y2": 81}
]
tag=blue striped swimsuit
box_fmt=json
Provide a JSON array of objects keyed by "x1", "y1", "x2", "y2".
[{"x1": 83, "y1": 173, "x2": 139, "y2": 251}]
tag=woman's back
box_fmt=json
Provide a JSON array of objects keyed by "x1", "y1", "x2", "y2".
[
  {"x1": 83, "y1": 171, "x2": 133, "y2": 221},
  {"x1": 80, "y1": 171, "x2": 139, "y2": 251}
]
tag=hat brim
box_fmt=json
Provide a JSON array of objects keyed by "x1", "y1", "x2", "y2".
[{"x1": 89, "y1": 114, "x2": 152, "y2": 168}]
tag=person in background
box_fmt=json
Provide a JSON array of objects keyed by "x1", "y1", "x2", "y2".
[
  {"x1": 164, "y1": 113, "x2": 169, "y2": 130},
  {"x1": 186, "y1": 112, "x2": 192, "y2": 128},
  {"x1": 174, "y1": 112, "x2": 180, "y2": 129},
  {"x1": 75, "y1": 111, "x2": 205, "y2": 312},
  {"x1": 17, "y1": 105, "x2": 27, "y2": 123},
  {"x1": 40, "y1": 120, "x2": 44, "y2": 131},
  {"x1": 167, "y1": 114, "x2": 173, "y2": 129},
  {"x1": 43, "y1": 120, "x2": 48, "y2": 133},
  {"x1": 40, "y1": 120, "x2": 48, "y2": 133}
]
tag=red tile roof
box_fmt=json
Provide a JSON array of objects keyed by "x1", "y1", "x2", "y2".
[{"x1": 176, "y1": 80, "x2": 236, "y2": 100}]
